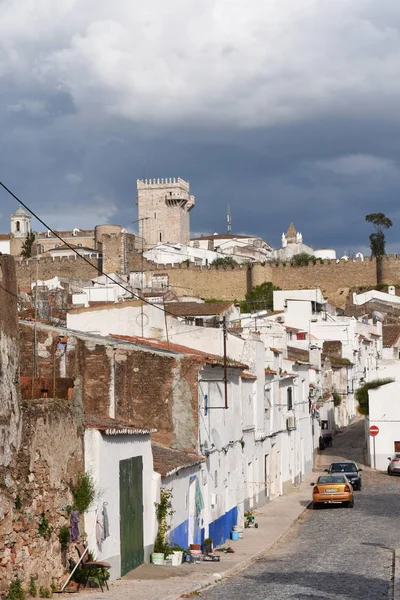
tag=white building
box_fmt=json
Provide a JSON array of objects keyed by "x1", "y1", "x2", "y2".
[
  {"x1": 190, "y1": 233, "x2": 273, "y2": 263},
  {"x1": 367, "y1": 380, "x2": 400, "y2": 471},
  {"x1": 84, "y1": 415, "x2": 156, "y2": 578}
]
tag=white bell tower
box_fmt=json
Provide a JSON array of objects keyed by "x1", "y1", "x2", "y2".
[{"x1": 11, "y1": 206, "x2": 31, "y2": 238}]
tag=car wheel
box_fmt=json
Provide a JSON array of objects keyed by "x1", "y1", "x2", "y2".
[
  {"x1": 388, "y1": 468, "x2": 392, "y2": 476},
  {"x1": 346, "y1": 500, "x2": 354, "y2": 508}
]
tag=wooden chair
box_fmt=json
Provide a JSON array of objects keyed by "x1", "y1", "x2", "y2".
[{"x1": 75, "y1": 544, "x2": 111, "y2": 592}]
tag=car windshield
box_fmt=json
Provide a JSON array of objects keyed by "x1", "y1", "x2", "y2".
[
  {"x1": 330, "y1": 462, "x2": 357, "y2": 473},
  {"x1": 318, "y1": 476, "x2": 346, "y2": 484}
]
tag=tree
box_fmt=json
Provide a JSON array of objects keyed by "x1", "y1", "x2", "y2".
[
  {"x1": 290, "y1": 252, "x2": 316, "y2": 267},
  {"x1": 211, "y1": 256, "x2": 238, "y2": 268},
  {"x1": 355, "y1": 378, "x2": 394, "y2": 416},
  {"x1": 240, "y1": 281, "x2": 280, "y2": 313},
  {"x1": 365, "y1": 213, "x2": 393, "y2": 257},
  {"x1": 20, "y1": 231, "x2": 36, "y2": 259}
]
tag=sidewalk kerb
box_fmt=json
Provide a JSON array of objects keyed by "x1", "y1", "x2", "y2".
[
  {"x1": 162, "y1": 500, "x2": 312, "y2": 600},
  {"x1": 393, "y1": 549, "x2": 400, "y2": 600}
]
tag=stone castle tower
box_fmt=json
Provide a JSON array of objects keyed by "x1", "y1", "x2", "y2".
[{"x1": 136, "y1": 177, "x2": 195, "y2": 247}]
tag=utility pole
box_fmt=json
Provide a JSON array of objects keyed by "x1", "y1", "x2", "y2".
[
  {"x1": 132, "y1": 217, "x2": 149, "y2": 337},
  {"x1": 223, "y1": 316, "x2": 228, "y2": 409}
]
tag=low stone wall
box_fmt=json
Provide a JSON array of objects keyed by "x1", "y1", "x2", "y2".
[{"x1": 0, "y1": 398, "x2": 84, "y2": 594}]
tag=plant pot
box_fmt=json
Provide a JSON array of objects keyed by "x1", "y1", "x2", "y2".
[
  {"x1": 190, "y1": 544, "x2": 201, "y2": 550},
  {"x1": 202, "y1": 543, "x2": 212, "y2": 554},
  {"x1": 171, "y1": 551, "x2": 183, "y2": 566},
  {"x1": 152, "y1": 552, "x2": 165, "y2": 565}
]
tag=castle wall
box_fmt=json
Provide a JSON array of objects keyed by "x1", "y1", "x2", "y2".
[
  {"x1": 15, "y1": 256, "x2": 102, "y2": 290},
  {"x1": 14, "y1": 251, "x2": 400, "y2": 303}
]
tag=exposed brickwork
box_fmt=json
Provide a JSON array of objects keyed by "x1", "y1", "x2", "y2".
[{"x1": 19, "y1": 323, "x2": 204, "y2": 452}]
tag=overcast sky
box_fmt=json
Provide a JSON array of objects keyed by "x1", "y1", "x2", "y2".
[{"x1": 1, "y1": 0, "x2": 400, "y2": 256}]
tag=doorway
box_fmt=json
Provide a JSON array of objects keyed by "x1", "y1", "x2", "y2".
[{"x1": 119, "y1": 457, "x2": 144, "y2": 576}]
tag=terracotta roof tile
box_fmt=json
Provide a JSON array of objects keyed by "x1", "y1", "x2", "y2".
[
  {"x1": 165, "y1": 301, "x2": 233, "y2": 317},
  {"x1": 152, "y1": 443, "x2": 205, "y2": 477},
  {"x1": 241, "y1": 371, "x2": 257, "y2": 380},
  {"x1": 265, "y1": 368, "x2": 278, "y2": 375},
  {"x1": 270, "y1": 347, "x2": 283, "y2": 354},
  {"x1": 382, "y1": 324, "x2": 400, "y2": 347},
  {"x1": 111, "y1": 334, "x2": 248, "y2": 369},
  {"x1": 84, "y1": 413, "x2": 155, "y2": 435},
  {"x1": 287, "y1": 346, "x2": 310, "y2": 362}
]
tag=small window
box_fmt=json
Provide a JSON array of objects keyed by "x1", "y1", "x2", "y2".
[
  {"x1": 77, "y1": 243, "x2": 82, "y2": 247},
  {"x1": 154, "y1": 212, "x2": 156, "y2": 219},
  {"x1": 159, "y1": 232, "x2": 162, "y2": 242},
  {"x1": 214, "y1": 470, "x2": 218, "y2": 488},
  {"x1": 296, "y1": 332, "x2": 306, "y2": 341},
  {"x1": 287, "y1": 387, "x2": 293, "y2": 411},
  {"x1": 16, "y1": 221, "x2": 20, "y2": 232}
]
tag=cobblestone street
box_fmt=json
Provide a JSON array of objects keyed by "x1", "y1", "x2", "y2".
[{"x1": 201, "y1": 419, "x2": 400, "y2": 600}]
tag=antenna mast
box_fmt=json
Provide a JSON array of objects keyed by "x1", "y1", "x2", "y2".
[{"x1": 227, "y1": 205, "x2": 231, "y2": 233}]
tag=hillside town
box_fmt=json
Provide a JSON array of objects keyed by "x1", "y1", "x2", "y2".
[{"x1": 1, "y1": 176, "x2": 400, "y2": 598}]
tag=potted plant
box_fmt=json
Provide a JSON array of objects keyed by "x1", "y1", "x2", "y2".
[
  {"x1": 170, "y1": 544, "x2": 184, "y2": 566},
  {"x1": 202, "y1": 537, "x2": 213, "y2": 554},
  {"x1": 152, "y1": 488, "x2": 174, "y2": 565}
]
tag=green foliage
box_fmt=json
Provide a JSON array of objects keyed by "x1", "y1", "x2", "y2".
[
  {"x1": 211, "y1": 256, "x2": 238, "y2": 269},
  {"x1": 356, "y1": 378, "x2": 394, "y2": 415},
  {"x1": 240, "y1": 281, "x2": 280, "y2": 313},
  {"x1": 7, "y1": 579, "x2": 25, "y2": 600},
  {"x1": 58, "y1": 525, "x2": 70, "y2": 552},
  {"x1": 332, "y1": 390, "x2": 342, "y2": 407},
  {"x1": 15, "y1": 495, "x2": 22, "y2": 510},
  {"x1": 71, "y1": 472, "x2": 96, "y2": 514},
  {"x1": 38, "y1": 514, "x2": 53, "y2": 539},
  {"x1": 38, "y1": 587, "x2": 51, "y2": 598},
  {"x1": 154, "y1": 488, "x2": 174, "y2": 557},
  {"x1": 290, "y1": 253, "x2": 316, "y2": 267},
  {"x1": 366, "y1": 213, "x2": 393, "y2": 257},
  {"x1": 20, "y1": 231, "x2": 36, "y2": 259},
  {"x1": 29, "y1": 577, "x2": 37, "y2": 598}
]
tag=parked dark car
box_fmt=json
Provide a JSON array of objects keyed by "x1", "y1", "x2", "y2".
[{"x1": 325, "y1": 461, "x2": 362, "y2": 490}]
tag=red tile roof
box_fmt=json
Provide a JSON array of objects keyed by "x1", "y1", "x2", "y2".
[
  {"x1": 0, "y1": 234, "x2": 10, "y2": 241},
  {"x1": 382, "y1": 324, "x2": 400, "y2": 348},
  {"x1": 111, "y1": 335, "x2": 248, "y2": 369},
  {"x1": 287, "y1": 346, "x2": 310, "y2": 363},
  {"x1": 265, "y1": 368, "x2": 278, "y2": 376},
  {"x1": 241, "y1": 371, "x2": 257, "y2": 380},
  {"x1": 152, "y1": 443, "x2": 205, "y2": 477},
  {"x1": 165, "y1": 301, "x2": 233, "y2": 317},
  {"x1": 84, "y1": 413, "x2": 156, "y2": 435},
  {"x1": 270, "y1": 347, "x2": 283, "y2": 354}
]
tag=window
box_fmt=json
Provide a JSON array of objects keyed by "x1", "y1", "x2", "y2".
[
  {"x1": 154, "y1": 212, "x2": 156, "y2": 219},
  {"x1": 214, "y1": 470, "x2": 218, "y2": 488},
  {"x1": 395, "y1": 441, "x2": 400, "y2": 452},
  {"x1": 159, "y1": 232, "x2": 162, "y2": 242},
  {"x1": 287, "y1": 387, "x2": 293, "y2": 411},
  {"x1": 77, "y1": 243, "x2": 82, "y2": 247},
  {"x1": 296, "y1": 332, "x2": 306, "y2": 340},
  {"x1": 16, "y1": 221, "x2": 20, "y2": 232}
]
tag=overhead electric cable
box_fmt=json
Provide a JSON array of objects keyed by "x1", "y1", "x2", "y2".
[{"x1": 0, "y1": 180, "x2": 179, "y2": 318}]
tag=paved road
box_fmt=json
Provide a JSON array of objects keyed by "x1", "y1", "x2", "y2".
[{"x1": 201, "y1": 420, "x2": 400, "y2": 600}]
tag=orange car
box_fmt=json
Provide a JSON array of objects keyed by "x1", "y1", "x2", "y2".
[{"x1": 311, "y1": 474, "x2": 354, "y2": 509}]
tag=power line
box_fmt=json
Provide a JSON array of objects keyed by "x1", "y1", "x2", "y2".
[{"x1": 0, "y1": 180, "x2": 179, "y2": 319}]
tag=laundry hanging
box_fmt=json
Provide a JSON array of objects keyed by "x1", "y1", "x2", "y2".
[
  {"x1": 102, "y1": 503, "x2": 110, "y2": 540},
  {"x1": 96, "y1": 506, "x2": 103, "y2": 546}
]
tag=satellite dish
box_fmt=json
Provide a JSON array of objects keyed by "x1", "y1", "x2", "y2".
[
  {"x1": 211, "y1": 428, "x2": 223, "y2": 452},
  {"x1": 372, "y1": 311, "x2": 384, "y2": 322}
]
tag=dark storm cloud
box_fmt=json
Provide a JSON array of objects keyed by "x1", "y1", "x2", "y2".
[{"x1": 1, "y1": 0, "x2": 400, "y2": 257}]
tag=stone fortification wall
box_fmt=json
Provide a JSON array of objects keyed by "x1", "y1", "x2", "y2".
[
  {"x1": 15, "y1": 255, "x2": 102, "y2": 289},
  {"x1": 14, "y1": 251, "x2": 400, "y2": 301}
]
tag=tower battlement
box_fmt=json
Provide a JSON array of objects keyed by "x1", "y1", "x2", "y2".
[{"x1": 137, "y1": 177, "x2": 190, "y2": 191}]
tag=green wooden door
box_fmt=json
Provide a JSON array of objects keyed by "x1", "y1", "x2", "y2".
[{"x1": 119, "y1": 456, "x2": 144, "y2": 576}]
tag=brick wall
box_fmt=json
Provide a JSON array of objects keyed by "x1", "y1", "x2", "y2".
[{"x1": 19, "y1": 324, "x2": 202, "y2": 451}]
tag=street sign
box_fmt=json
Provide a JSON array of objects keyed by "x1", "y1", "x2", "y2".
[{"x1": 369, "y1": 425, "x2": 379, "y2": 437}]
